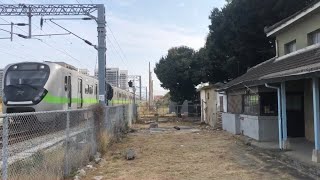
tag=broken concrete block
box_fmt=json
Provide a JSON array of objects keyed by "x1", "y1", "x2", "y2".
[{"x1": 126, "y1": 149, "x2": 136, "y2": 160}]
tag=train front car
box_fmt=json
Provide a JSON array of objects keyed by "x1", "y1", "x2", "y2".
[{"x1": 2, "y1": 62, "x2": 50, "y2": 113}]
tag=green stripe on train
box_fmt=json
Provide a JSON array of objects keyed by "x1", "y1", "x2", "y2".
[
  {"x1": 43, "y1": 93, "x2": 131, "y2": 104},
  {"x1": 43, "y1": 93, "x2": 98, "y2": 104}
]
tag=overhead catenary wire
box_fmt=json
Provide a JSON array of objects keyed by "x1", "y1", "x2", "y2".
[
  {"x1": 106, "y1": 25, "x2": 129, "y2": 63},
  {"x1": 49, "y1": 19, "x2": 96, "y2": 48}
]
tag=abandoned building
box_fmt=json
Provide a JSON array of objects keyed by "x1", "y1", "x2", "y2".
[
  {"x1": 220, "y1": 1, "x2": 320, "y2": 163},
  {"x1": 197, "y1": 83, "x2": 224, "y2": 127}
]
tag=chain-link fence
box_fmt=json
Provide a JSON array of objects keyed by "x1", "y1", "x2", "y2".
[
  {"x1": 138, "y1": 105, "x2": 201, "y2": 119},
  {"x1": 0, "y1": 104, "x2": 136, "y2": 180}
]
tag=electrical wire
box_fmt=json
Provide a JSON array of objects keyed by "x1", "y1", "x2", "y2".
[
  {"x1": 49, "y1": 20, "x2": 96, "y2": 48},
  {"x1": 106, "y1": 25, "x2": 129, "y2": 63}
]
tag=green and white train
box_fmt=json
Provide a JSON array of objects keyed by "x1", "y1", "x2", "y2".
[{"x1": 2, "y1": 61, "x2": 134, "y2": 115}]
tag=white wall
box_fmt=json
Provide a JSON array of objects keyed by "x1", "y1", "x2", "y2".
[
  {"x1": 222, "y1": 113, "x2": 278, "y2": 141},
  {"x1": 222, "y1": 113, "x2": 240, "y2": 134}
]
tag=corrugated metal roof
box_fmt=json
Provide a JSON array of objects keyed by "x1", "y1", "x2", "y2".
[{"x1": 222, "y1": 44, "x2": 320, "y2": 90}]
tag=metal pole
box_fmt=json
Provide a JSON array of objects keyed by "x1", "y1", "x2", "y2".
[
  {"x1": 28, "y1": 7, "x2": 32, "y2": 38},
  {"x1": 149, "y1": 62, "x2": 151, "y2": 110},
  {"x1": 146, "y1": 87, "x2": 147, "y2": 102},
  {"x1": 139, "y1": 76, "x2": 142, "y2": 101},
  {"x1": 133, "y1": 86, "x2": 136, "y2": 105},
  {"x1": 2, "y1": 116, "x2": 9, "y2": 180},
  {"x1": 10, "y1": 22, "x2": 13, "y2": 41},
  {"x1": 97, "y1": 4, "x2": 106, "y2": 105},
  {"x1": 313, "y1": 77, "x2": 320, "y2": 150},
  {"x1": 64, "y1": 111, "x2": 70, "y2": 176}
]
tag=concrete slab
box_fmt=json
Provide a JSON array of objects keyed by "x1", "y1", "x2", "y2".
[{"x1": 251, "y1": 138, "x2": 320, "y2": 167}]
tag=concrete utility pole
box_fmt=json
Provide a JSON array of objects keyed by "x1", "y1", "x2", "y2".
[
  {"x1": 149, "y1": 62, "x2": 151, "y2": 109},
  {"x1": 96, "y1": 4, "x2": 107, "y2": 105},
  {"x1": 139, "y1": 75, "x2": 142, "y2": 100}
]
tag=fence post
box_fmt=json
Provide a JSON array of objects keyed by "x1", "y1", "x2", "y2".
[
  {"x1": 64, "y1": 111, "x2": 70, "y2": 176},
  {"x1": 2, "y1": 116, "x2": 9, "y2": 180}
]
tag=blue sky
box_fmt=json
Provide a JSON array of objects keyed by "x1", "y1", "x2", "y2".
[{"x1": 0, "y1": 0, "x2": 226, "y2": 95}]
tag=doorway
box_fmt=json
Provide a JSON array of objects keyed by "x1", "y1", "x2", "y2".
[
  {"x1": 77, "y1": 78, "x2": 83, "y2": 108},
  {"x1": 287, "y1": 93, "x2": 305, "y2": 137}
]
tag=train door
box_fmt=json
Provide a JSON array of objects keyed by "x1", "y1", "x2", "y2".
[
  {"x1": 77, "y1": 78, "x2": 83, "y2": 108},
  {"x1": 67, "y1": 76, "x2": 72, "y2": 108}
]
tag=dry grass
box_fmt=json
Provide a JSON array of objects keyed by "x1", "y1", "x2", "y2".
[
  {"x1": 84, "y1": 121, "x2": 308, "y2": 180},
  {"x1": 9, "y1": 148, "x2": 65, "y2": 180},
  {"x1": 98, "y1": 130, "x2": 112, "y2": 155}
]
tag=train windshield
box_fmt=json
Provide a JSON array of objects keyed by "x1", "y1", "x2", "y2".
[
  {"x1": 3, "y1": 63, "x2": 50, "y2": 103},
  {"x1": 5, "y1": 64, "x2": 50, "y2": 88}
]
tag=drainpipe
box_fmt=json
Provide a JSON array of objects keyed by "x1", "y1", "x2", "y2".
[{"x1": 265, "y1": 83, "x2": 282, "y2": 149}]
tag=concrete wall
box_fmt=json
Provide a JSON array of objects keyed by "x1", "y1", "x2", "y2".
[
  {"x1": 223, "y1": 113, "x2": 278, "y2": 141},
  {"x1": 222, "y1": 113, "x2": 240, "y2": 134},
  {"x1": 276, "y1": 12, "x2": 320, "y2": 56},
  {"x1": 258, "y1": 116, "x2": 279, "y2": 141},
  {"x1": 240, "y1": 115, "x2": 278, "y2": 141},
  {"x1": 304, "y1": 79, "x2": 314, "y2": 142},
  {"x1": 239, "y1": 115, "x2": 260, "y2": 140}
]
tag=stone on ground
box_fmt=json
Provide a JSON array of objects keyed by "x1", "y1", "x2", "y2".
[
  {"x1": 149, "y1": 123, "x2": 158, "y2": 128},
  {"x1": 77, "y1": 169, "x2": 86, "y2": 177},
  {"x1": 126, "y1": 149, "x2": 136, "y2": 160}
]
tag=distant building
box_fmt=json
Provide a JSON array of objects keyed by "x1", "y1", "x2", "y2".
[
  {"x1": 106, "y1": 68, "x2": 119, "y2": 87},
  {"x1": 119, "y1": 70, "x2": 128, "y2": 90},
  {"x1": 78, "y1": 69, "x2": 90, "y2": 76}
]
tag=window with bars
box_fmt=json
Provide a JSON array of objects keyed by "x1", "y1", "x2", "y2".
[{"x1": 243, "y1": 94, "x2": 260, "y2": 115}]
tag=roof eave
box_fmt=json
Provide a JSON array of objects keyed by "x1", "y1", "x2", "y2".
[{"x1": 265, "y1": 1, "x2": 320, "y2": 37}]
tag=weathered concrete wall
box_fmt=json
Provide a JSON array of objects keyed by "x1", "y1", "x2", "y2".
[
  {"x1": 276, "y1": 13, "x2": 320, "y2": 56},
  {"x1": 200, "y1": 88, "x2": 218, "y2": 127},
  {"x1": 240, "y1": 115, "x2": 260, "y2": 140},
  {"x1": 222, "y1": 113, "x2": 240, "y2": 134},
  {"x1": 240, "y1": 115, "x2": 278, "y2": 141},
  {"x1": 304, "y1": 79, "x2": 314, "y2": 142},
  {"x1": 258, "y1": 116, "x2": 278, "y2": 141},
  {"x1": 200, "y1": 91, "x2": 206, "y2": 122}
]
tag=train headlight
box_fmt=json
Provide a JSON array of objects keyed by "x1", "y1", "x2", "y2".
[{"x1": 33, "y1": 89, "x2": 48, "y2": 104}]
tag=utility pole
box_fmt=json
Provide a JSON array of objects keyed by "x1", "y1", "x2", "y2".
[
  {"x1": 139, "y1": 75, "x2": 142, "y2": 100},
  {"x1": 146, "y1": 87, "x2": 148, "y2": 102},
  {"x1": 96, "y1": 4, "x2": 107, "y2": 105},
  {"x1": 148, "y1": 62, "x2": 151, "y2": 109}
]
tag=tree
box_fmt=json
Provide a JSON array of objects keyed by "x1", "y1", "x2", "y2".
[
  {"x1": 154, "y1": 46, "x2": 199, "y2": 106},
  {"x1": 205, "y1": 0, "x2": 315, "y2": 83}
]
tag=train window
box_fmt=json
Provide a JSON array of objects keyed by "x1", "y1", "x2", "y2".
[
  {"x1": 64, "y1": 76, "x2": 68, "y2": 91},
  {"x1": 89, "y1": 85, "x2": 93, "y2": 94},
  {"x1": 85, "y1": 85, "x2": 89, "y2": 94}
]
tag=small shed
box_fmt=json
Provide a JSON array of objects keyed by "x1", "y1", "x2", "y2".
[{"x1": 197, "y1": 83, "x2": 223, "y2": 127}]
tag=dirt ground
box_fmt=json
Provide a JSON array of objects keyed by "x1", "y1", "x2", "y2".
[{"x1": 84, "y1": 120, "x2": 313, "y2": 180}]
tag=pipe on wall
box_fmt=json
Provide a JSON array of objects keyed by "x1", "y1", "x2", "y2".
[{"x1": 265, "y1": 83, "x2": 283, "y2": 149}]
